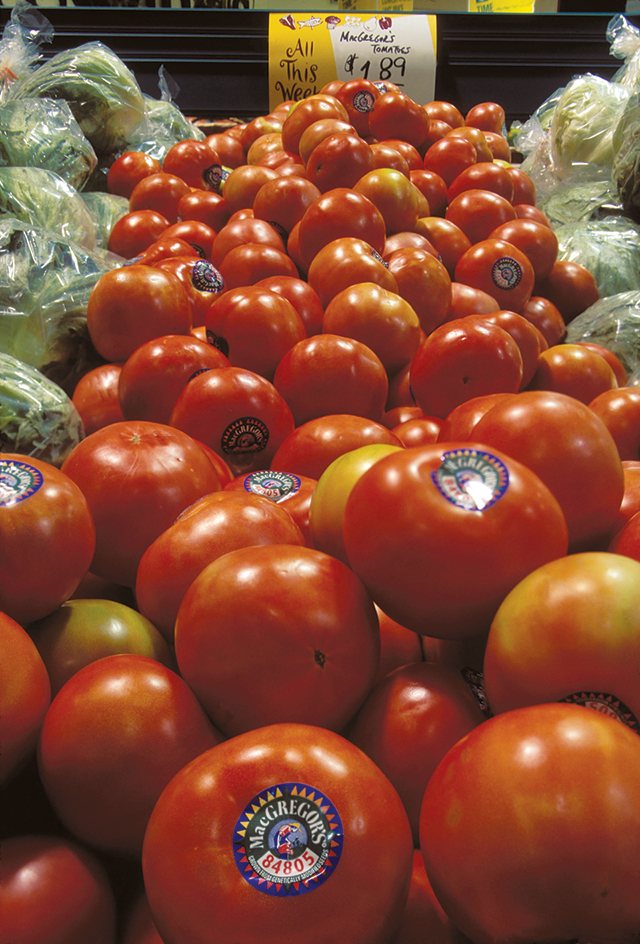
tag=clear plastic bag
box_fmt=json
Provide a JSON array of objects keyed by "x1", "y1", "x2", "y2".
[
  {"x1": 0, "y1": 0, "x2": 53, "y2": 102},
  {"x1": 80, "y1": 191, "x2": 129, "y2": 249},
  {"x1": 0, "y1": 352, "x2": 84, "y2": 468},
  {"x1": 125, "y1": 65, "x2": 204, "y2": 164},
  {"x1": 565, "y1": 290, "x2": 640, "y2": 378},
  {"x1": 555, "y1": 216, "x2": 640, "y2": 299}
]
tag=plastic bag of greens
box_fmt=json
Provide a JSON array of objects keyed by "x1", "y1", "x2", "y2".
[
  {"x1": 612, "y1": 90, "x2": 640, "y2": 222},
  {"x1": 80, "y1": 191, "x2": 129, "y2": 249},
  {"x1": 0, "y1": 0, "x2": 53, "y2": 102},
  {"x1": 125, "y1": 65, "x2": 204, "y2": 164},
  {"x1": 538, "y1": 176, "x2": 622, "y2": 228},
  {"x1": 565, "y1": 290, "x2": 640, "y2": 377},
  {"x1": 0, "y1": 218, "x2": 112, "y2": 394},
  {"x1": 555, "y1": 216, "x2": 640, "y2": 299},
  {"x1": 0, "y1": 166, "x2": 97, "y2": 250},
  {"x1": 8, "y1": 40, "x2": 146, "y2": 160},
  {"x1": 607, "y1": 14, "x2": 640, "y2": 88},
  {"x1": 0, "y1": 98, "x2": 97, "y2": 192},
  {"x1": 0, "y1": 352, "x2": 84, "y2": 467}
]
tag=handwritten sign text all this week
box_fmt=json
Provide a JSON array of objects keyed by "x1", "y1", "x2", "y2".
[{"x1": 268, "y1": 13, "x2": 437, "y2": 111}]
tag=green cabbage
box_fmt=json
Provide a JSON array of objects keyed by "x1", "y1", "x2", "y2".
[
  {"x1": 0, "y1": 166, "x2": 97, "y2": 250},
  {"x1": 555, "y1": 216, "x2": 640, "y2": 299}
]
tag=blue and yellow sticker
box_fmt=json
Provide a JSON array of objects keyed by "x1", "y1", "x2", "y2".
[
  {"x1": 432, "y1": 448, "x2": 509, "y2": 511},
  {"x1": 233, "y1": 782, "x2": 343, "y2": 896},
  {"x1": 242, "y1": 471, "x2": 301, "y2": 503},
  {"x1": 0, "y1": 459, "x2": 44, "y2": 507}
]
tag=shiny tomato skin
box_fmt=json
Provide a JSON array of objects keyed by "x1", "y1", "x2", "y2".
[
  {"x1": 412, "y1": 218, "x2": 471, "y2": 277},
  {"x1": 169, "y1": 365, "x2": 295, "y2": 477},
  {"x1": 204, "y1": 131, "x2": 245, "y2": 169},
  {"x1": 444, "y1": 282, "x2": 500, "y2": 321},
  {"x1": 368, "y1": 92, "x2": 432, "y2": 154},
  {"x1": 253, "y1": 175, "x2": 321, "y2": 240},
  {"x1": 507, "y1": 165, "x2": 537, "y2": 205},
  {"x1": 0, "y1": 834, "x2": 117, "y2": 944},
  {"x1": 38, "y1": 653, "x2": 224, "y2": 855},
  {"x1": 0, "y1": 455, "x2": 96, "y2": 626},
  {"x1": 520, "y1": 295, "x2": 567, "y2": 346},
  {"x1": 210, "y1": 216, "x2": 285, "y2": 268},
  {"x1": 129, "y1": 172, "x2": 191, "y2": 224},
  {"x1": 224, "y1": 470, "x2": 317, "y2": 549},
  {"x1": 163, "y1": 139, "x2": 222, "y2": 191},
  {"x1": 534, "y1": 259, "x2": 599, "y2": 323},
  {"x1": 161, "y1": 219, "x2": 217, "y2": 260},
  {"x1": 142, "y1": 723, "x2": 413, "y2": 944},
  {"x1": 298, "y1": 118, "x2": 356, "y2": 166},
  {"x1": 270, "y1": 414, "x2": 403, "y2": 481},
  {"x1": 409, "y1": 169, "x2": 448, "y2": 217},
  {"x1": 307, "y1": 235, "x2": 398, "y2": 309},
  {"x1": 395, "y1": 849, "x2": 473, "y2": 944},
  {"x1": 0, "y1": 612, "x2": 51, "y2": 785},
  {"x1": 108, "y1": 209, "x2": 169, "y2": 259},
  {"x1": 423, "y1": 100, "x2": 465, "y2": 129},
  {"x1": 423, "y1": 135, "x2": 477, "y2": 188},
  {"x1": 177, "y1": 188, "x2": 231, "y2": 232},
  {"x1": 217, "y1": 242, "x2": 298, "y2": 292},
  {"x1": 385, "y1": 247, "x2": 452, "y2": 337},
  {"x1": 527, "y1": 342, "x2": 617, "y2": 404},
  {"x1": 353, "y1": 168, "x2": 420, "y2": 236},
  {"x1": 136, "y1": 490, "x2": 305, "y2": 642},
  {"x1": 336, "y1": 78, "x2": 380, "y2": 137},
  {"x1": 468, "y1": 310, "x2": 542, "y2": 389},
  {"x1": 281, "y1": 94, "x2": 350, "y2": 154},
  {"x1": 447, "y1": 163, "x2": 514, "y2": 203},
  {"x1": 297, "y1": 188, "x2": 387, "y2": 269},
  {"x1": 107, "y1": 150, "x2": 162, "y2": 199},
  {"x1": 71, "y1": 362, "x2": 125, "y2": 435},
  {"x1": 342, "y1": 443, "x2": 568, "y2": 639},
  {"x1": 589, "y1": 386, "x2": 640, "y2": 461},
  {"x1": 154, "y1": 255, "x2": 226, "y2": 328},
  {"x1": 391, "y1": 415, "x2": 443, "y2": 448},
  {"x1": 578, "y1": 342, "x2": 627, "y2": 386},
  {"x1": 255, "y1": 275, "x2": 324, "y2": 336},
  {"x1": 175, "y1": 544, "x2": 380, "y2": 736},
  {"x1": 419, "y1": 702, "x2": 640, "y2": 943},
  {"x1": 60, "y1": 421, "x2": 221, "y2": 588},
  {"x1": 306, "y1": 132, "x2": 376, "y2": 192},
  {"x1": 455, "y1": 238, "x2": 535, "y2": 313},
  {"x1": 489, "y1": 217, "x2": 558, "y2": 280},
  {"x1": 437, "y1": 392, "x2": 517, "y2": 443},
  {"x1": 471, "y1": 389, "x2": 624, "y2": 552},
  {"x1": 221, "y1": 164, "x2": 280, "y2": 215}
]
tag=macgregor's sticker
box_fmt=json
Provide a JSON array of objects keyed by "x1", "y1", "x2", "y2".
[
  {"x1": 221, "y1": 417, "x2": 269, "y2": 458},
  {"x1": 561, "y1": 692, "x2": 639, "y2": 733},
  {"x1": 491, "y1": 256, "x2": 522, "y2": 292},
  {"x1": 0, "y1": 459, "x2": 44, "y2": 506},
  {"x1": 233, "y1": 782, "x2": 343, "y2": 896},
  {"x1": 242, "y1": 470, "x2": 301, "y2": 502},
  {"x1": 432, "y1": 448, "x2": 509, "y2": 511},
  {"x1": 192, "y1": 259, "x2": 224, "y2": 295}
]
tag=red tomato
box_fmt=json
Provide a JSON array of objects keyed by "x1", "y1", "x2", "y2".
[
  {"x1": 455, "y1": 238, "x2": 535, "y2": 313},
  {"x1": 253, "y1": 175, "x2": 320, "y2": 241},
  {"x1": 437, "y1": 392, "x2": 517, "y2": 442},
  {"x1": 577, "y1": 341, "x2": 627, "y2": 386},
  {"x1": 471, "y1": 389, "x2": 625, "y2": 551},
  {"x1": 108, "y1": 209, "x2": 169, "y2": 258},
  {"x1": 322, "y1": 282, "x2": 421, "y2": 376},
  {"x1": 142, "y1": 722, "x2": 413, "y2": 944},
  {"x1": 297, "y1": 187, "x2": 387, "y2": 269},
  {"x1": 246, "y1": 132, "x2": 285, "y2": 166},
  {"x1": 0, "y1": 455, "x2": 95, "y2": 625},
  {"x1": 1, "y1": 834, "x2": 117, "y2": 944},
  {"x1": 204, "y1": 131, "x2": 245, "y2": 169},
  {"x1": 163, "y1": 139, "x2": 222, "y2": 191},
  {"x1": 383, "y1": 406, "x2": 426, "y2": 429},
  {"x1": 392, "y1": 415, "x2": 443, "y2": 448},
  {"x1": 60, "y1": 421, "x2": 221, "y2": 587},
  {"x1": 520, "y1": 295, "x2": 566, "y2": 346},
  {"x1": 378, "y1": 138, "x2": 423, "y2": 172},
  {"x1": 169, "y1": 365, "x2": 295, "y2": 476},
  {"x1": 107, "y1": 150, "x2": 162, "y2": 199},
  {"x1": 383, "y1": 231, "x2": 438, "y2": 258},
  {"x1": 205, "y1": 285, "x2": 306, "y2": 381},
  {"x1": 224, "y1": 470, "x2": 317, "y2": 549},
  {"x1": 241, "y1": 115, "x2": 283, "y2": 154},
  {"x1": 412, "y1": 217, "x2": 471, "y2": 276},
  {"x1": 86, "y1": 265, "x2": 192, "y2": 363},
  {"x1": 396, "y1": 849, "x2": 473, "y2": 944},
  {"x1": 420, "y1": 702, "x2": 640, "y2": 943},
  {"x1": 535, "y1": 259, "x2": 600, "y2": 323},
  {"x1": 136, "y1": 234, "x2": 195, "y2": 267},
  {"x1": 410, "y1": 318, "x2": 523, "y2": 419},
  {"x1": 423, "y1": 135, "x2": 477, "y2": 188},
  {"x1": 342, "y1": 443, "x2": 568, "y2": 638},
  {"x1": 177, "y1": 188, "x2": 230, "y2": 232},
  {"x1": 175, "y1": 544, "x2": 380, "y2": 735},
  {"x1": 423, "y1": 100, "x2": 465, "y2": 129},
  {"x1": 161, "y1": 219, "x2": 217, "y2": 259},
  {"x1": 614, "y1": 460, "x2": 640, "y2": 533},
  {"x1": 307, "y1": 235, "x2": 398, "y2": 309},
  {"x1": 0, "y1": 611, "x2": 50, "y2": 784},
  {"x1": 271, "y1": 414, "x2": 402, "y2": 481},
  {"x1": 136, "y1": 489, "x2": 305, "y2": 642},
  {"x1": 507, "y1": 164, "x2": 537, "y2": 205},
  {"x1": 353, "y1": 168, "x2": 420, "y2": 235},
  {"x1": 306, "y1": 132, "x2": 376, "y2": 192},
  {"x1": 117, "y1": 333, "x2": 229, "y2": 425},
  {"x1": 29, "y1": 597, "x2": 174, "y2": 697},
  {"x1": 444, "y1": 282, "x2": 499, "y2": 320},
  {"x1": 273, "y1": 334, "x2": 389, "y2": 427},
  {"x1": 385, "y1": 246, "x2": 452, "y2": 337},
  {"x1": 368, "y1": 92, "x2": 432, "y2": 154},
  {"x1": 336, "y1": 78, "x2": 381, "y2": 136},
  {"x1": 489, "y1": 217, "x2": 558, "y2": 281},
  {"x1": 298, "y1": 118, "x2": 356, "y2": 165},
  {"x1": 589, "y1": 385, "x2": 640, "y2": 460},
  {"x1": 281, "y1": 94, "x2": 350, "y2": 154},
  {"x1": 71, "y1": 362, "x2": 125, "y2": 434},
  {"x1": 446, "y1": 189, "x2": 517, "y2": 246},
  {"x1": 154, "y1": 255, "x2": 225, "y2": 327},
  {"x1": 375, "y1": 606, "x2": 425, "y2": 686},
  {"x1": 468, "y1": 310, "x2": 542, "y2": 389},
  {"x1": 346, "y1": 662, "x2": 486, "y2": 843},
  {"x1": 255, "y1": 274, "x2": 324, "y2": 336},
  {"x1": 121, "y1": 893, "x2": 164, "y2": 944},
  {"x1": 465, "y1": 101, "x2": 506, "y2": 133},
  {"x1": 513, "y1": 202, "x2": 551, "y2": 226},
  {"x1": 210, "y1": 216, "x2": 285, "y2": 268},
  {"x1": 527, "y1": 342, "x2": 617, "y2": 404},
  {"x1": 217, "y1": 242, "x2": 298, "y2": 291},
  {"x1": 221, "y1": 164, "x2": 280, "y2": 214},
  {"x1": 129, "y1": 172, "x2": 191, "y2": 223},
  {"x1": 371, "y1": 141, "x2": 412, "y2": 176},
  {"x1": 38, "y1": 653, "x2": 223, "y2": 855},
  {"x1": 447, "y1": 163, "x2": 514, "y2": 203}
]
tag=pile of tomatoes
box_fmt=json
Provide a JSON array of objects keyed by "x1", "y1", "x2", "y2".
[{"x1": 5, "y1": 78, "x2": 640, "y2": 944}]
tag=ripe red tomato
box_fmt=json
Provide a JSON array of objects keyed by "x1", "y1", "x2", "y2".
[
  {"x1": 527, "y1": 342, "x2": 617, "y2": 403},
  {"x1": 218, "y1": 242, "x2": 298, "y2": 291},
  {"x1": 117, "y1": 333, "x2": 229, "y2": 424},
  {"x1": 345, "y1": 661, "x2": 486, "y2": 843},
  {"x1": 383, "y1": 231, "x2": 438, "y2": 259},
  {"x1": 385, "y1": 246, "x2": 452, "y2": 337},
  {"x1": 465, "y1": 101, "x2": 506, "y2": 133},
  {"x1": 1, "y1": 834, "x2": 117, "y2": 944},
  {"x1": 142, "y1": 722, "x2": 413, "y2": 944},
  {"x1": 467, "y1": 310, "x2": 542, "y2": 389},
  {"x1": 177, "y1": 188, "x2": 230, "y2": 232},
  {"x1": 409, "y1": 169, "x2": 448, "y2": 217},
  {"x1": 423, "y1": 100, "x2": 465, "y2": 129},
  {"x1": 375, "y1": 606, "x2": 425, "y2": 686},
  {"x1": 455, "y1": 238, "x2": 535, "y2": 313},
  {"x1": 255, "y1": 274, "x2": 324, "y2": 336},
  {"x1": 577, "y1": 341, "x2": 627, "y2": 386},
  {"x1": 224, "y1": 470, "x2": 317, "y2": 549},
  {"x1": 204, "y1": 131, "x2": 245, "y2": 169},
  {"x1": 342, "y1": 443, "x2": 568, "y2": 638},
  {"x1": 86, "y1": 265, "x2": 192, "y2": 363},
  {"x1": 353, "y1": 168, "x2": 420, "y2": 235},
  {"x1": 471, "y1": 389, "x2": 625, "y2": 551},
  {"x1": 72, "y1": 362, "x2": 125, "y2": 434},
  {"x1": 136, "y1": 489, "x2": 305, "y2": 642},
  {"x1": 136, "y1": 234, "x2": 195, "y2": 267},
  {"x1": 396, "y1": 849, "x2": 473, "y2": 944},
  {"x1": 0, "y1": 611, "x2": 50, "y2": 784},
  {"x1": 108, "y1": 209, "x2": 169, "y2": 258},
  {"x1": 161, "y1": 219, "x2": 217, "y2": 259},
  {"x1": 437, "y1": 393, "x2": 517, "y2": 442},
  {"x1": 241, "y1": 115, "x2": 283, "y2": 154},
  {"x1": 38, "y1": 653, "x2": 223, "y2": 855},
  {"x1": 253, "y1": 175, "x2": 321, "y2": 241},
  {"x1": 169, "y1": 365, "x2": 295, "y2": 477},
  {"x1": 589, "y1": 386, "x2": 640, "y2": 460},
  {"x1": 60, "y1": 420, "x2": 221, "y2": 587},
  {"x1": 210, "y1": 216, "x2": 285, "y2": 268},
  {"x1": 535, "y1": 259, "x2": 600, "y2": 322},
  {"x1": 307, "y1": 235, "x2": 397, "y2": 309},
  {"x1": 129, "y1": 172, "x2": 191, "y2": 223},
  {"x1": 322, "y1": 282, "x2": 421, "y2": 376},
  {"x1": 483, "y1": 130, "x2": 512, "y2": 162},
  {"x1": 298, "y1": 118, "x2": 356, "y2": 165},
  {"x1": 270, "y1": 414, "x2": 402, "y2": 481},
  {"x1": 336, "y1": 78, "x2": 381, "y2": 137},
  {"x1": 29, "y1": 597, "x2": 174, "y2": 697},
  {"x1": 306, "y1": 132, "x2": 376, "y2": 192},
  {"x1": 273, "y1": 334, "x2": 389, "y2": 427},
  {"x1": 410, "y1": 318, "x2": 523, "y2": 418},
  {"x1": 205, "y1": 285, "x2": 306, "y2": 381},
  {"x1": 420, "y1": 702, "x2": 640, "y2": 943},
  {"x1": 369, "y1": 92, "x2": 432, "y2": 153},
  {"x1": 444, "y1": 282, "x2": 499, "y2": 321},
  {"x1": 447, "y1": 163, "x2": 514, "y2": 203},
  {"x1": 175, "y1": 544, "x2": 380, "y2": 735},
  {"x1": 378, "y1": 138, "x2": 423, "y2": 171},
  {"x1": 281, "y1": 94, "x2": 350, "y2": 154},
  {"x1": 412, "y1": 217, "x2": 471, "y2": 276},
  {"x1": 121, "y1": 893, "x2": 164, "y2": 944},
  {"x1": 520, "y1": 295, "x2": 566, "y2": 346},
  {"x1": 446, "y1": 190, "x2": 517, "y2": 246},
  {"x1": 0, "y1": 455, "x2": 95, "y2": 625},
  {"x1": 489, "y1": 217, "x2": 558, "y2": 280},
  {"x1": 507, "y1": 164, "x2": 537, "y2": 205},
  {"x1": 163, "y1": 139, "x2": 222, "y2": 191},
  {"x1": 392, "y1": 415, "x2": 443, "y2": 448},
  {"x1": 297, "y1": 187, "x2": 387, "y2": 269},
  {"x1": 154, "y1": 255, "x2": 225, "y2": 327},
  {"x1": 423, "y1": 135, "x2": 477, "y2": 188},
  {"x1": 221, "y1": 164, "x2": 280, "y2": 215},
  {"x1": 107, "y1": 150, "x2": 163, "y2": 199}
]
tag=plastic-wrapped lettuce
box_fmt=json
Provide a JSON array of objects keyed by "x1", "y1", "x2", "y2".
[
  {"x1": 554, "y1": 217, "x2": 640, "y2": 299},
  {"x1": 565, "y1": 290, "x2": 640, "y2": 377},
  {"x1": 0, "y1": 98, "x2": 97, "y2": 192},
  {"x1": 0, "y1": 352, "x2": 84, "y2": 467},
  {"x1": 0, "y1": 166, "x2": 97, "y2": 250},
  {"x1": 80, "y1": 191, "x2": 129, "y2": 249},
  {"x1": 8, "y1": 41, "x2": 146, "y2": 159},
  {"x1": 612, "y1": 90, "x2": 640, "y2": 222},
  {"x1": 0, "y1": 217, "x2": 112, "y2": 393},
  {"x1": 127, "y1": 96, "x2": 205, "y2": 165},
  {"x1": 550, "y1": 74, "x2": 631, "y2": 180},
  {"x1": 538, "y1": 177, "x2": 622, "y2": 228}
]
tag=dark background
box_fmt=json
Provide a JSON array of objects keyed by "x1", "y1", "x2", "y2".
[{"x1": 0, "y1": 6, "x2": 635, "y2": 125}]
